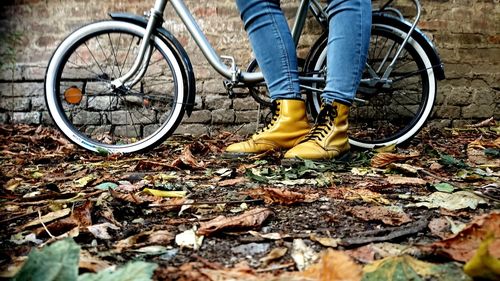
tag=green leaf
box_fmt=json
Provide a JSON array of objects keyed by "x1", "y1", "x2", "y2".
[
  {"x1": 77, "y1": 261, "x2": 157, "y2": 281},
  {"x1": 484, "y1": 148, "x2": 500, "y2": 158},
  {"x1": 439, "y1": 154, "x2": 468, "y2": 169},
  {"x1": 94, "y1": 182, "x2": 118, "y2": 190},
  {"x1": 362, "y1": 255, "x2": 471, "y2": 281},
  {"x1": 434, "y1": 183, "x2": 455, "y2": 193},
  {"x1": 13, "y1": 238, "x2": 80, "y2": 281},
  {"x1": 96, "y1": 147, "x2": 110, "y2": 157}
]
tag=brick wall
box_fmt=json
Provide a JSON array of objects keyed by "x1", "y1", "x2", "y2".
[{"x1": 0, "y1": 0, "x2": 499, "y2": 136}]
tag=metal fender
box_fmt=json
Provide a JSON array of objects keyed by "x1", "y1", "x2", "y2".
[{"x1": 373, "y1": 13, "x2": 445, "y2": 80}]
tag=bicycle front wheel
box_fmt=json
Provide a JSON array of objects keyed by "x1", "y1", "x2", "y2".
[
  {"x1": 305, "y1": 20, "x2": 437, "y2": 148},
  {"x1": 45, "y1": 21, "x2": 186, "y2": 153}
]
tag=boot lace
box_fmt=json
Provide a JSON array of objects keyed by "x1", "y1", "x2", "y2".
[
  {"x1": 256, "y1": 100, "x2": 281, "y2": 135},
  {"x1": 302, "y1": 103, "x2": 337, "y2": 142}
]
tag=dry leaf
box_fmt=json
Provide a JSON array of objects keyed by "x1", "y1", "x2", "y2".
[
  {"x1": 423, "y1": 211, "x2": 500, "y2": 262},
  {"x1": 244, "y1": 188, "x2": 318, "y2": 205},
  {"x1": 197, "y1": 207, "x2": 273, "y2": 236},
  {"x1": 142, "y1": 188, "x2": 187, "y2": 198},
  {"x1": 347, "y1": 243, "x2": 421, "y2": 263},
  {"x1": 310, "y1": 234, "x2": 340, "y2": 248},
  {"x1": 260, "y1": 247, "x2": 288, "y2": 267},
  {"x1": 428, "y1": 217, "x2": 452, "y2": 239},
  {"x1": 348, "y1": 206, "x2": 412, "y2": 226},
  {"x1": 371, "y1": 152, "x2": 419, "y2": 168},
  {"x1": 20, "y1": 208, "x2": 71, "y2": 230},
  {"x1": 171, "y1": 143, "x2": 205, "y2": 169},
  {"x1": 327, "y1": 187, "x2": 391, "y2": 205},
  {"x1": 115, "y1": 230, "x2": 174, "y2": 252},
  {"x1": 35, "y1": 201, "x2": 93, "y2": 237},
  {"x1": 299, "y1": 249, "x2": 362, "y2": 281},
  {"x1": 109, "y1": 188, "x2": 160, "y2": 205},
  {"x1": 386, "y1": 175, "x2": 426, "y2": 186},
  {"x1": 87, "y1": 223, "x2": 120, "y2": 240},
  {"x1": 218, "y1": 177, "x2": 248, "y2": 187},
  {"x1": 248, "y1": 231, "x2": 289, "y2": 240}
]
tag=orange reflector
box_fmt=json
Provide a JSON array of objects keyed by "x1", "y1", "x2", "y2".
[{"x1": 64, "y1": 86, "x2": 83, "y2": 104}]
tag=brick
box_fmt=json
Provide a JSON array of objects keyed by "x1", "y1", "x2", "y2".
[
  {"x1": 12, "y1": 112, "x2": 40, "y2": 124},
  {"x1": 0, "y1": 97, "x2": 30, "y2": 111},
  {"x1": 462, "y1": 104, "x2": 495, "y2": 119},
  {"x1": 182, "y1": 110, "x2": 211, "y2": 124},
  {"x1": 235, "y1": 110, "x2": 260, "y2": 124},
  {"x1": 433, "y1": 106, "x2": 461, "y2": 119},
  {"x1": 31, "y1": 96, "x2": 46, "y2": 111},
  {"x1": 205, "y1": 94, "x2": 232, "y2": 110},
  {"x1": 233, "y1": 97, "x2": 259, "y2": 110},
  {"x1": 212, "y1": 109, "x2": 234, "y2": 124},
  {"x1": 0, "y1": 82, "x2": 43, "y2": 97},
  {"x1": 41, "y1": 111, "x2": 54, "y2": 125},
  {"x1": 0, "y1": 113, "x2": 9, "y2": 123},
  {"x1": 174, "y1": 124, "x2": 209, "y2": 136}
]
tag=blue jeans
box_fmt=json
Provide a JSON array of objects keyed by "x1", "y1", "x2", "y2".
[{"x1": 236, "y1": 0, "x2": 371, "y2": 105}]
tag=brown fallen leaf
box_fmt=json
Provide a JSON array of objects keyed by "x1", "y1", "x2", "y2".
[
  {"x1": 327, "y1": 187, "x2": 390, "y2": 205},
  {"x1": 422, "y1": 211, "x2": 500, "y2": 262},
  {"x1": 428, "y1": 217, "x2": 452, "y2": 239},
  {"x1": 260, "y1": 247, "x2": 288, "y2": 267},
  {"x1": 386, "y1": 175, "x2": 426, "y2": 186},
  {"x1": 371, "y1": 151, "x2": 420, "y2": 168},
  {"x1": 467, "y1": 137, "x2": 500, "y2": 167},
  {"x1": 298, "y1": 249, "x2": 363, "y2": 281},
  {"x1": 346, "y1": 243, "x2": 421, "y2": 263},
  {"x1": 109, "y1": 188, "x2": 160, "y2": 205},
  {"x1": 35, "y1": 201, "x2": 93, "y2": 237},
  {"x1": 244, "y1": 187, "x2": 318, "y2": 205},
  {"x1": 115, "y1": 229, "x2": 175, "y2": 252},
  {"x1": 218, "y1": 177, "x2": 248, "y2": 187},
  {"x1": 20, "y1": 208, "x2": 71, "y2": 230},
  {"x1": 171, "y1": 143, "x2": 205, "y2": 169},
  {"x1": 348, "y1": 205, "x2": 412, "y2": 226},
  {"x1": 197, "y1": 207, "x2": 273, "y2": 236}
]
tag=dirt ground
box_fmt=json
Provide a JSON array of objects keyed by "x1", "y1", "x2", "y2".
[{"x1": 0, "y1": 123, "x2": 499, "y2": 280}]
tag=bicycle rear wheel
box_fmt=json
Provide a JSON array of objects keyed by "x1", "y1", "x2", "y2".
[
  {"x1": 305, "y1": 21, "x2": 437, "y2": 148},
  {"x1": 45, "y1": 21, "x2": 186, "y2": 153}
]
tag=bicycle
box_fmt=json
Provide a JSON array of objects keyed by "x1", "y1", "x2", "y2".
[{"x1": 44, "y1": 0, "x2": 445, "y2": 154}]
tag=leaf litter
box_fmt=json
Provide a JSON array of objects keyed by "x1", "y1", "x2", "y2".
[{"x1": 1, "y1": 123, "x2": 499, "y2": 280}]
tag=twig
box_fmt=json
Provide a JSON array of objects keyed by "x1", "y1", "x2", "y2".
[
  {"x1": 38, "y1": 210, "x2": 55, "y2": 239},
  {"x1": 149, "y1": 199, "x2": 263, "y2": 208},
  {"x1": 339, "y1": 215, "x2": 429, "y2": 247},
  {"x1": 418, "y1": 169, "x2": 450, "y2": 183}
]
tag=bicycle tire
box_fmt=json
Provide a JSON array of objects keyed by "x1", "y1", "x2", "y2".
[
  {"x1": 45, "y1": 21, "x2": 187, "y2": 154},
  {"x1": 304, "y1": 18, "x2": 437, "y2": 148}
]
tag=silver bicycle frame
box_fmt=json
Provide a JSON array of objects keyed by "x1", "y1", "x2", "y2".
[
  {"x1": 112, "y1": 0, "x2": 314, "y2": 88},
  {"x1": 112, "y1": 0, "x2": 422, "y2": 89}
]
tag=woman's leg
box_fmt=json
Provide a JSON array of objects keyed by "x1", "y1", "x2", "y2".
[
  {"x1": 225, "y1": 0, "x2": 310, "y2": 156},
  {"x1": 322, "y1": 0, "x2": 371, "y2": 105},
  {"x1": 236, "y1": 0, "x2": 300, "y2": 100},
  {"x1": 284, "y1": 0, "x2": 371, "y2": 160}
]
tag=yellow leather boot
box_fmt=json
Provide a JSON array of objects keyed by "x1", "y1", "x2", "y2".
[
  {"x1": 284, "y1": 101, "x2": 350, "y2": 160},
  {"x1": 225, "y1": 99, "x2": 310, "y2": 156}
]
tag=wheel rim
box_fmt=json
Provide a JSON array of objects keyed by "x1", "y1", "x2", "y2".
[
  {"x1": 46, "y1": 22, "x2": 184, "y2": 153},
  {"x1": 308, "y1": 25, "x2": 435, "y2": 148}
]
